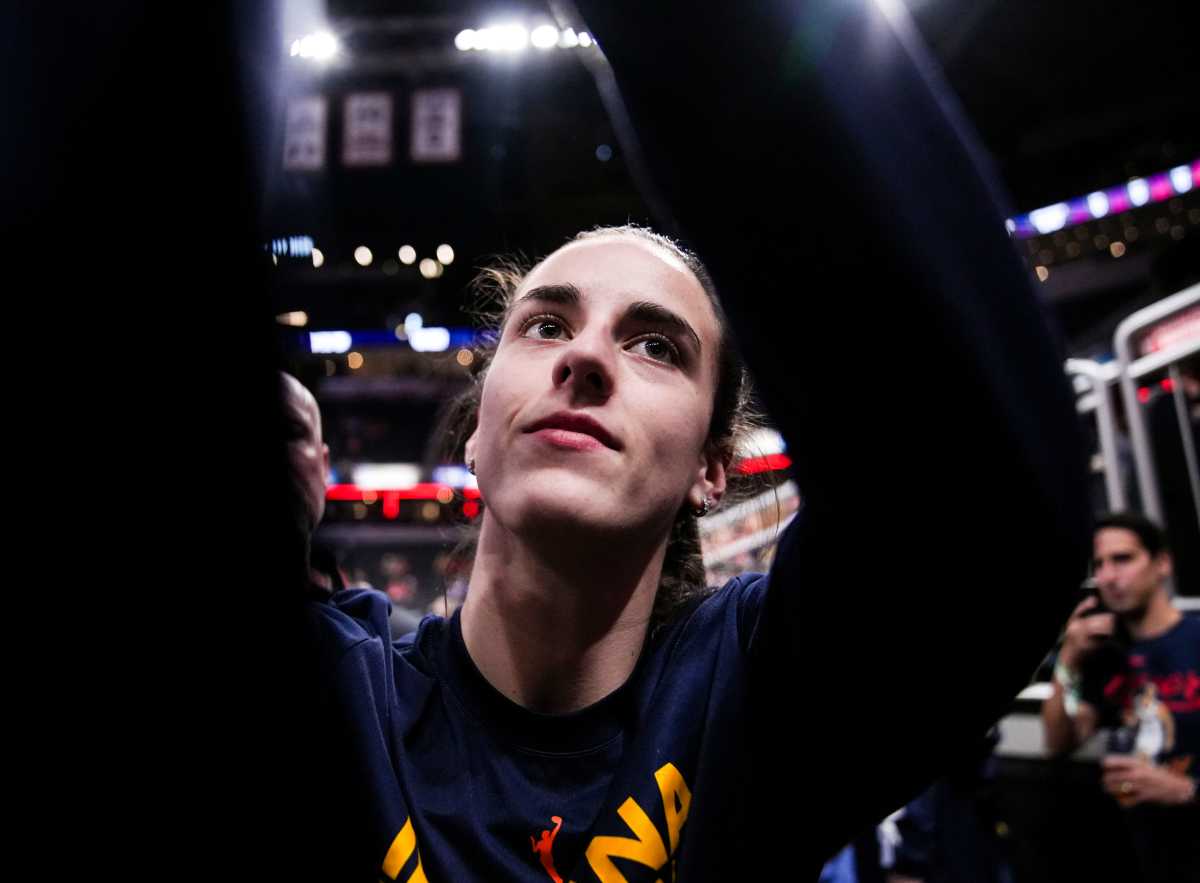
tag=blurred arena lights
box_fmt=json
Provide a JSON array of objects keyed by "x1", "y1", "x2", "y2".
[
  {"x1": 410, "y1": 327, "x2": 451, "y2": 352},
  {"x1": 436, "y1": 244, "x2": 455, "y2": 265},
  {"x1": 309, "y1": 331, "x2": 353, "y2": 354},
  {"x1": 733, "y1": 454, "x2": 792, "y2": 475},
  {"x1": 1170, "y1": 165, "x2": 1194, "y2": 194},
  {"x1": 455, "y1": 25, "x2": 594, "y2": 53},
  {"x1": 328, "y1": 481, "x2": 483, "y2": 502},
  {"x1": 1029, "y1": 203, "x2": 1071, "y2": 235},
  {"x1": 352, "y1": 463, "x2": 422, "y2": 490},
  {"x1": 289, "y1": 31, "x2": 338, "y2": 62},
  {"x1": 354, "y1": 246, "x2": 373, "y2": 267},
  {"x1": 398, "y1": 245, "x2": 417, "y2": 265},
  {"x1": 267, "y1": 235, "x2": 315, "y2": 258},
  {"x1": 432, "y1": 465, "x2": 479, "y2": 489},
  {"x1": 311, "y1": 248, "x2": 324, "y2": 268},
  {"x1": 1127, "y1": 177, "x2": 1150, "y2": 207},
  {"x1": 276, "y1": 311, "x2": 309, "y2": 327},
  {"x1": 347, "y1": 351, "x2": 364, "y2": 370},
  {"x1": 1007, "y1": 157, "x2": 1200, "y2": 239},
  {"x1": 400, "y1": 311, "x2": 451, "y2": 352},
  {"x1": 419, "y1": 258, "x2": 443, "y2": 279},
  {"x1": 736, "y1": 427, "x2": 787, "y2": 458},
  {"x1": 531, "y1": 25, "x2": 559, "y2": 49}
]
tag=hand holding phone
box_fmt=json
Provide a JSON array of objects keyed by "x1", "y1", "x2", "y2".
[{"x1": 1060, "y1": 591, "x2": 1116, "y2": 669}]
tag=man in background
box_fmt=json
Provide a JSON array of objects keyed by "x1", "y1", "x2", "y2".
[{"x1": 1042, "y1": 512, "x2": 1198, "y2": 882}]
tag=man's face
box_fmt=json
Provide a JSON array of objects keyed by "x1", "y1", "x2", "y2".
[
  {"x1": 1092, "y1": 527, "x2": 1169, "y2": 616},
  {"x1": 282, "y1": 377, "x2": 330, "y2": 532},
  {"x1": 465, "y1": 237, "x2": 726, "y2": 541}
]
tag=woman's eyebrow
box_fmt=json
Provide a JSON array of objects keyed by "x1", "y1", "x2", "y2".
[
  {"x1": 511, "y1": 285, "x2": 703, "y2": 355},
  {"x1": 624, "y1": 300, "x2": 702, "y2": 355},
  {"x1": 512, "y1": 283, "x2": 583, "y2": 310}
]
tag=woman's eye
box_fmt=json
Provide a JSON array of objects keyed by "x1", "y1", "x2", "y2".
[
  {"x1": 521, "y1": 317, "x2": 567, "y2": 340},
  {"x1": 629, "y1": 336, "x2": 679, "y2": 364}
]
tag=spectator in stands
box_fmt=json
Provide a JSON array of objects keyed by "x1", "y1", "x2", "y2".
[
  {"x1": 283, "y1": 373, "x2": 423, "y2": 636},
  {"x1": 1042, "y1": 511, "x2": 1199, "y2": 882},
  {"x1": 281, "y1": 372, "x2": 333, "y2": 593}
]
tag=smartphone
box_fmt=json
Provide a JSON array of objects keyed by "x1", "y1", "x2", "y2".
[{"x1": 1078, "y1": 579, "x2": 1111, "y2": 618}]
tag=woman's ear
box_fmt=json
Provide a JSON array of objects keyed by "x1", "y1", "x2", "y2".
[
  {"x1": 690, "y1": 444, "x2": 728, "y2": 511},
  {"x1": 464, "y1": 429, "x2": 478, "y2": 469}
]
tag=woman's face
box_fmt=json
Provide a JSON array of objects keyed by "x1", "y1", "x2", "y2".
[{"x1": 466, "y1": 236, "x2": 727, "y2": 541}]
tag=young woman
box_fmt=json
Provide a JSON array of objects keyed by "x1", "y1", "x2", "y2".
[{"x1": 303, "y1": 2, "x2": 1091, "y2": 880}]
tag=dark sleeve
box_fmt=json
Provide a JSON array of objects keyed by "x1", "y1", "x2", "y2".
[
  {"x1": 568, "y1": 0, "x2": 1092, "y2": 855},
  {"x1": 891, "y1": 785, "x2": 939, "y2": 879},
  {"x1": 301, "y1": 595, "x2": 418, "y2": 880}
]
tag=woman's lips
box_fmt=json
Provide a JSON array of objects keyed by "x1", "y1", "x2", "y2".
[
  {"x1": 531, "y1": 427, "x2": 608, "y2": 451},
  {"x1": 524, "y1": 411, "x2": 621, "y2": 450}
]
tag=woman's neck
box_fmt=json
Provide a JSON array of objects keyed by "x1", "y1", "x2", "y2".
[{"x1": 459, "y1": 514, "x2": 667, "y2": 714}]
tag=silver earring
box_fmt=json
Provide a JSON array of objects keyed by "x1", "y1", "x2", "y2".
[{"x1": 695, "y1": 496, "x2": 713, "y2": 517}]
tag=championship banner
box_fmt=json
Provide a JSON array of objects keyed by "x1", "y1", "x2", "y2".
[
  {"x1": 343, "y1": 92, "x2": 393, "y2": 167},
  {"x1": 283, "y1": 96, "x2": 327, "y2": 171},
  {"x1": 410, "y1": 88, "x2": 462, "y2": 163}
]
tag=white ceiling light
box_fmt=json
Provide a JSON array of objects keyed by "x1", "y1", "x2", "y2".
[
  {"x1": 473, "y1": 24, "x2": 529, "y2": 52},
  {"x1": 1169, "y1": 166, "x2": 1192, "y2": 194},
  {"x1": 294, "y1": 31, "x2": 338, "y2": 62},
  {"x1": 531, "y1": 25, "x2": 559, "y2": 49},
  {"x1": 1028, "y1": 203, "x2": 1070, "y2": 235},
  {"x1": 1127, "y1": 178, "x2": 1150, "y2": 207}
]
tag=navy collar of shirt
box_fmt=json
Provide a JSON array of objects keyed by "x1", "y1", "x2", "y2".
[{"x1": 438, "y1": 608, "x2": 643, "y2": 756}]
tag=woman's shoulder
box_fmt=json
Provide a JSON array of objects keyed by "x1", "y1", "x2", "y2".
[
  {"x1": 309, "y1": 589, "x2": 443, "y2": 661},
  {"x1": 654, "y1": 571, "x2": 771, "y2": 650}
]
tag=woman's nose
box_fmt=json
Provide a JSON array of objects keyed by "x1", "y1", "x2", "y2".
[{"x1": 553, "y1": 332, "x2": 615, "y2": 399}]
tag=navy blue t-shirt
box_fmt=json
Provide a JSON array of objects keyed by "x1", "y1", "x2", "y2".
[
  {"x1": 312, "y1": 574, "x2": 774, "y2": 882},
  {"x1": 1084, "y1": 614, "x2": 1200, "y2": 784}
]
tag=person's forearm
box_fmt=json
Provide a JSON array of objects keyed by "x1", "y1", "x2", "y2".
[
  {"x1": 568, "y1": 0, "x2": 1090, "y2": 626},
  {"x1": 1042, "y1": 681, "x2": 1081, "y2": 756},
  {"x1": 569, "y1": 0, "x2": 1092, "y2": 847}
]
